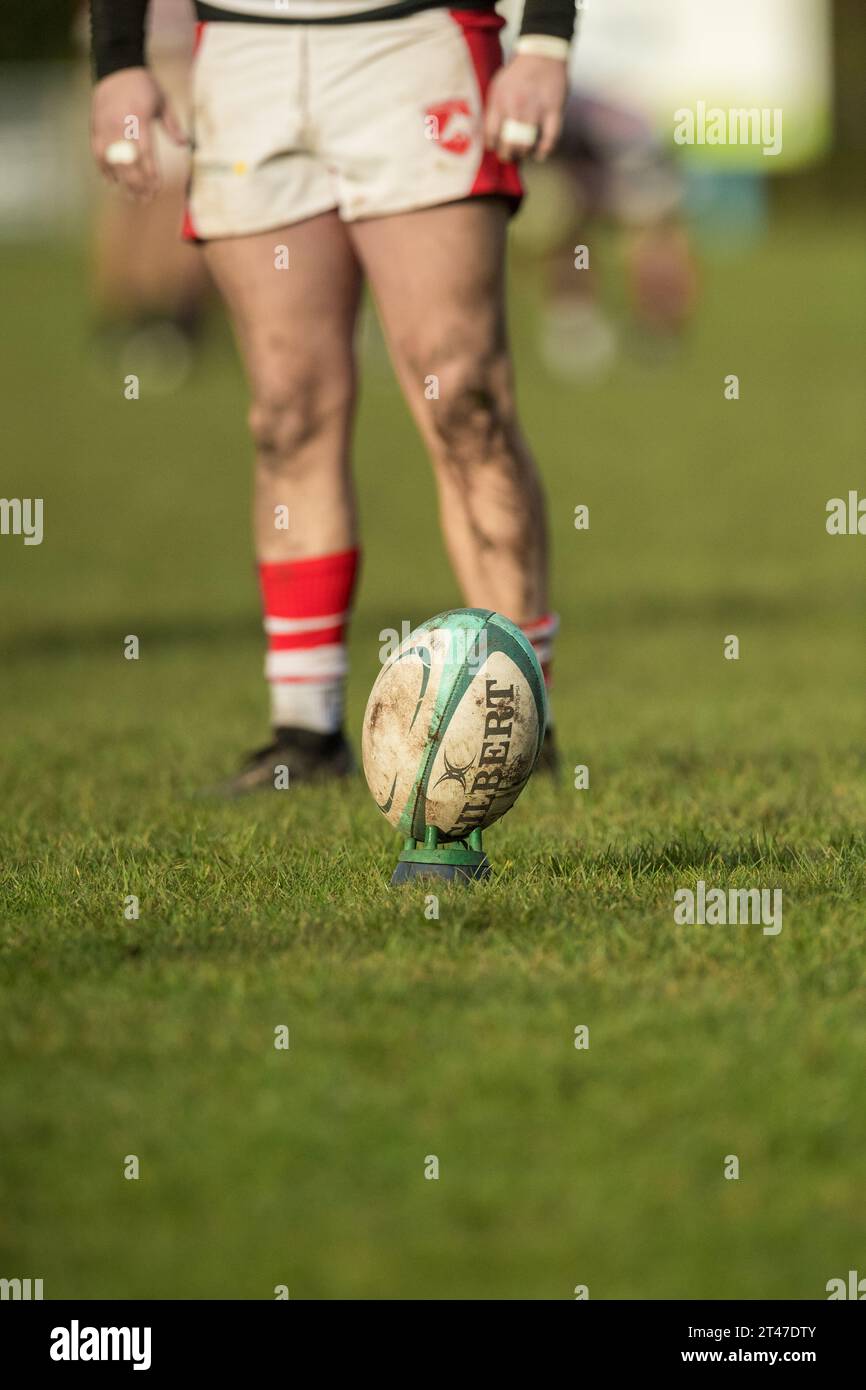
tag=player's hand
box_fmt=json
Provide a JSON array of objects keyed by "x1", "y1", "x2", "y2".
[
  {"x1": 91, "y1": 67, "x2": 187, "y2": 200},
  {"x1": 484, "y1": 53, "x2": 568, "y2": 164}
]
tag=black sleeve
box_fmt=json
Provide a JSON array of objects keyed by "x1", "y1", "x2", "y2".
[
  {"x1": 90, "y1": 0, "x2": 152, "y2": 81},
  {"x1": 518, "y1": 0, "x2": 577, "y2": 44}
]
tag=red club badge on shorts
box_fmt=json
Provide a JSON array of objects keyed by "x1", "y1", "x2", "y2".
[{"x1": 425, "y1": 100, "x2": 473, "y2": 155}]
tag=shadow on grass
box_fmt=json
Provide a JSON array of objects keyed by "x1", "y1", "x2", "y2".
[
  {"x1": 1, "y1": 584, "x2": 851, "y2": 666},
  {"x1": 0, "y1": 613, "x2": 261, "y2": 662}
]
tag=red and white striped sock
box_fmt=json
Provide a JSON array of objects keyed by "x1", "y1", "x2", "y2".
[
  {"x1": 258, "y1": 548, "x2": 360, "y2": 735},
  {"x1": 522, "y1": 612, "x2": 559, "y2": 721}
]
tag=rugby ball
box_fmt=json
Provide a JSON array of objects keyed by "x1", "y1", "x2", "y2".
[{"x1": 362, "y1": 609, "x2": 547, "y2": 843}]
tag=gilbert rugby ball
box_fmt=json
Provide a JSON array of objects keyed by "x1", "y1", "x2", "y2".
[{"x1": 362, "y1": 608, "x2": 547, "y2": 843}]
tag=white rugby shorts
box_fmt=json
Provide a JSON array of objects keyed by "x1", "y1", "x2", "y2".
[{"x1": 183, "y1": 8, "x2": 523, "y2": 239}]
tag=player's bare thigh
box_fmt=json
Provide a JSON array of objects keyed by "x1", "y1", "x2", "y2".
[
  {"x1": 347, "y1": 197, "x2": 511, "y2": 396},
  {"x1": 203, "y1": 212, "x2": 362, "y2": 401},
  {"x1": 204, "y1": 211, "x2": 363, "y2": 559},
  {"x1": 349, "y1": 196, "x2": 547, "y2": 623}
]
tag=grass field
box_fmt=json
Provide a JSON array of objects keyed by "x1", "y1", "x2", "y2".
[{"x1": 1, "y1": 206, "x2": 864, "y2": 1300}]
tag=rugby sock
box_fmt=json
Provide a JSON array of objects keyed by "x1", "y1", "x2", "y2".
[
  {"x1": 522, "y1": 612, "x2": 559, "y2": 723},
  {"x1": 258, "y1": 548, "x2": 360, "y2": 735}
]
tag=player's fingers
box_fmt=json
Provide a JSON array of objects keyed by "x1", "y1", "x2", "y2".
[
  {"x1": 103, "y1": 148, "x2": 143, "y2": 197},
  {"x1": 108, "y1": 153, "x2": 156, "y2": 200},
  {"x1": 124, "y1": 152, "x2": 159, "y2": 199},
  {"x1": 97, "y1": 144, "x2": 136, "y2": 192},
  {"x1": 485, "y1": 119, "x2": 501, "y2": 154},
  {"x1": 97, "y1": 121, "x2": 158, "y2": 198},
  {"x1": 161, "y1": 99, "x2": 188, "y2": 147},
  {"x1": 135, "y1": 122, "x2": 160, "y2": 189},
  {"x1": 484, "y1": 87, "x2": 504, "y2": 152},
  {"x1": 94, "y1": 150, "x2": 121, "y2": 185},
  {"x1": 496, "y1": 139, "x2": 531, "y2": 164},
  {"x1": 496, "y1": 116, "x2": 539, "y2": 164},
  {"x1": 535, "y1": 106, "x2": 563, "y2": 162},
  {"x1": 122, "y1": 126, "x2": 160, "y2": 199},
  {"x1": 93, "y1": 127, "x2": 123, "y2": 179}
]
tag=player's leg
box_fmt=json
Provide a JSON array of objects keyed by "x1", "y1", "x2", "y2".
[
  {"x1": 349, "y1": 197, "x2": 558, "y2": 683},
  {"x1": 349, "y1": 198, "x2": 547, "y2": 623},
  {"x1": 535, "y1": 92, "x2": 618, "y2": 382},
  {"x1": 305, "y1": 9, "x2": 560, "y2": 765},
  {"x1": 203, "y1": 212, "x2": 364, "y2": 791},
  {"x1": 566, "y1": 93, "x2": 697, "y2": 347}
]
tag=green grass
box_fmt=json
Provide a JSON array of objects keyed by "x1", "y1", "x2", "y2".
[{"x1": 1, "y1": 208, "x2": 864, "y2": 1299}]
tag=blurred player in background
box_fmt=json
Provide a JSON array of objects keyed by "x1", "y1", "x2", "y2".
[
  {"x1": 522, "y1": 0, "x2": 832, "y2": 383},
  {"x1": 538, "y1": 89, "x2": 698, "y2": 380},
  {"x1": 88, "y1": 0, "x2": 575, "y2": 791},
  {"x1": 79, "y1": 0, "x2": 211, "y2": 390}
]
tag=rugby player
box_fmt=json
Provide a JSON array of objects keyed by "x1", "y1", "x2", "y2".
[
  {"x1": 538, "y1": 89, "x2": 697, "y2": 380},
  {"x1": 89, "y1": 0, "x2": 576, "y2": 790}
]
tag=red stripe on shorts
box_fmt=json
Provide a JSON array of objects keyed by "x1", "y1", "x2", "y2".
[
  {"x1": 449, "y1": 10, "x2": 524, "y2": 205},
  {"x1": 181, "y1": 23, "x2": 208, "y2": 244}
]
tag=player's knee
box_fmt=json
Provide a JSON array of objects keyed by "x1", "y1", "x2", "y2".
[
  {"x1": 427, "y1": 353, "x2": 516, "y2": 469},
  {"x1": 249, "y1": 381, "x2": 351, "y2": 474}
]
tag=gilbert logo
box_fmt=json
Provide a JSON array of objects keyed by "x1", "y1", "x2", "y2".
[
  {"x1": 451, "y1": 679, "x2": 519, "y2": 838},
  {"x1": 424, "y1": 100, "x2": 472, "y2": 154},
  {"x1": 826, "y1": 1269, "x2": 866, "y2": 1299},
  {"x1": 50, "y1": 1321, "x2": 152, "y2": 1371}
]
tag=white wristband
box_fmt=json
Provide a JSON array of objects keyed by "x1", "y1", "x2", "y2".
[{"x1": 514, "y1": 35, "x2": 571, "y2": 62}]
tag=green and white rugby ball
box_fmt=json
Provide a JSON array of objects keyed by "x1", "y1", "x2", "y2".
[{"x1": 362, "y1": 608, "x2": 547, "y2": 843}]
